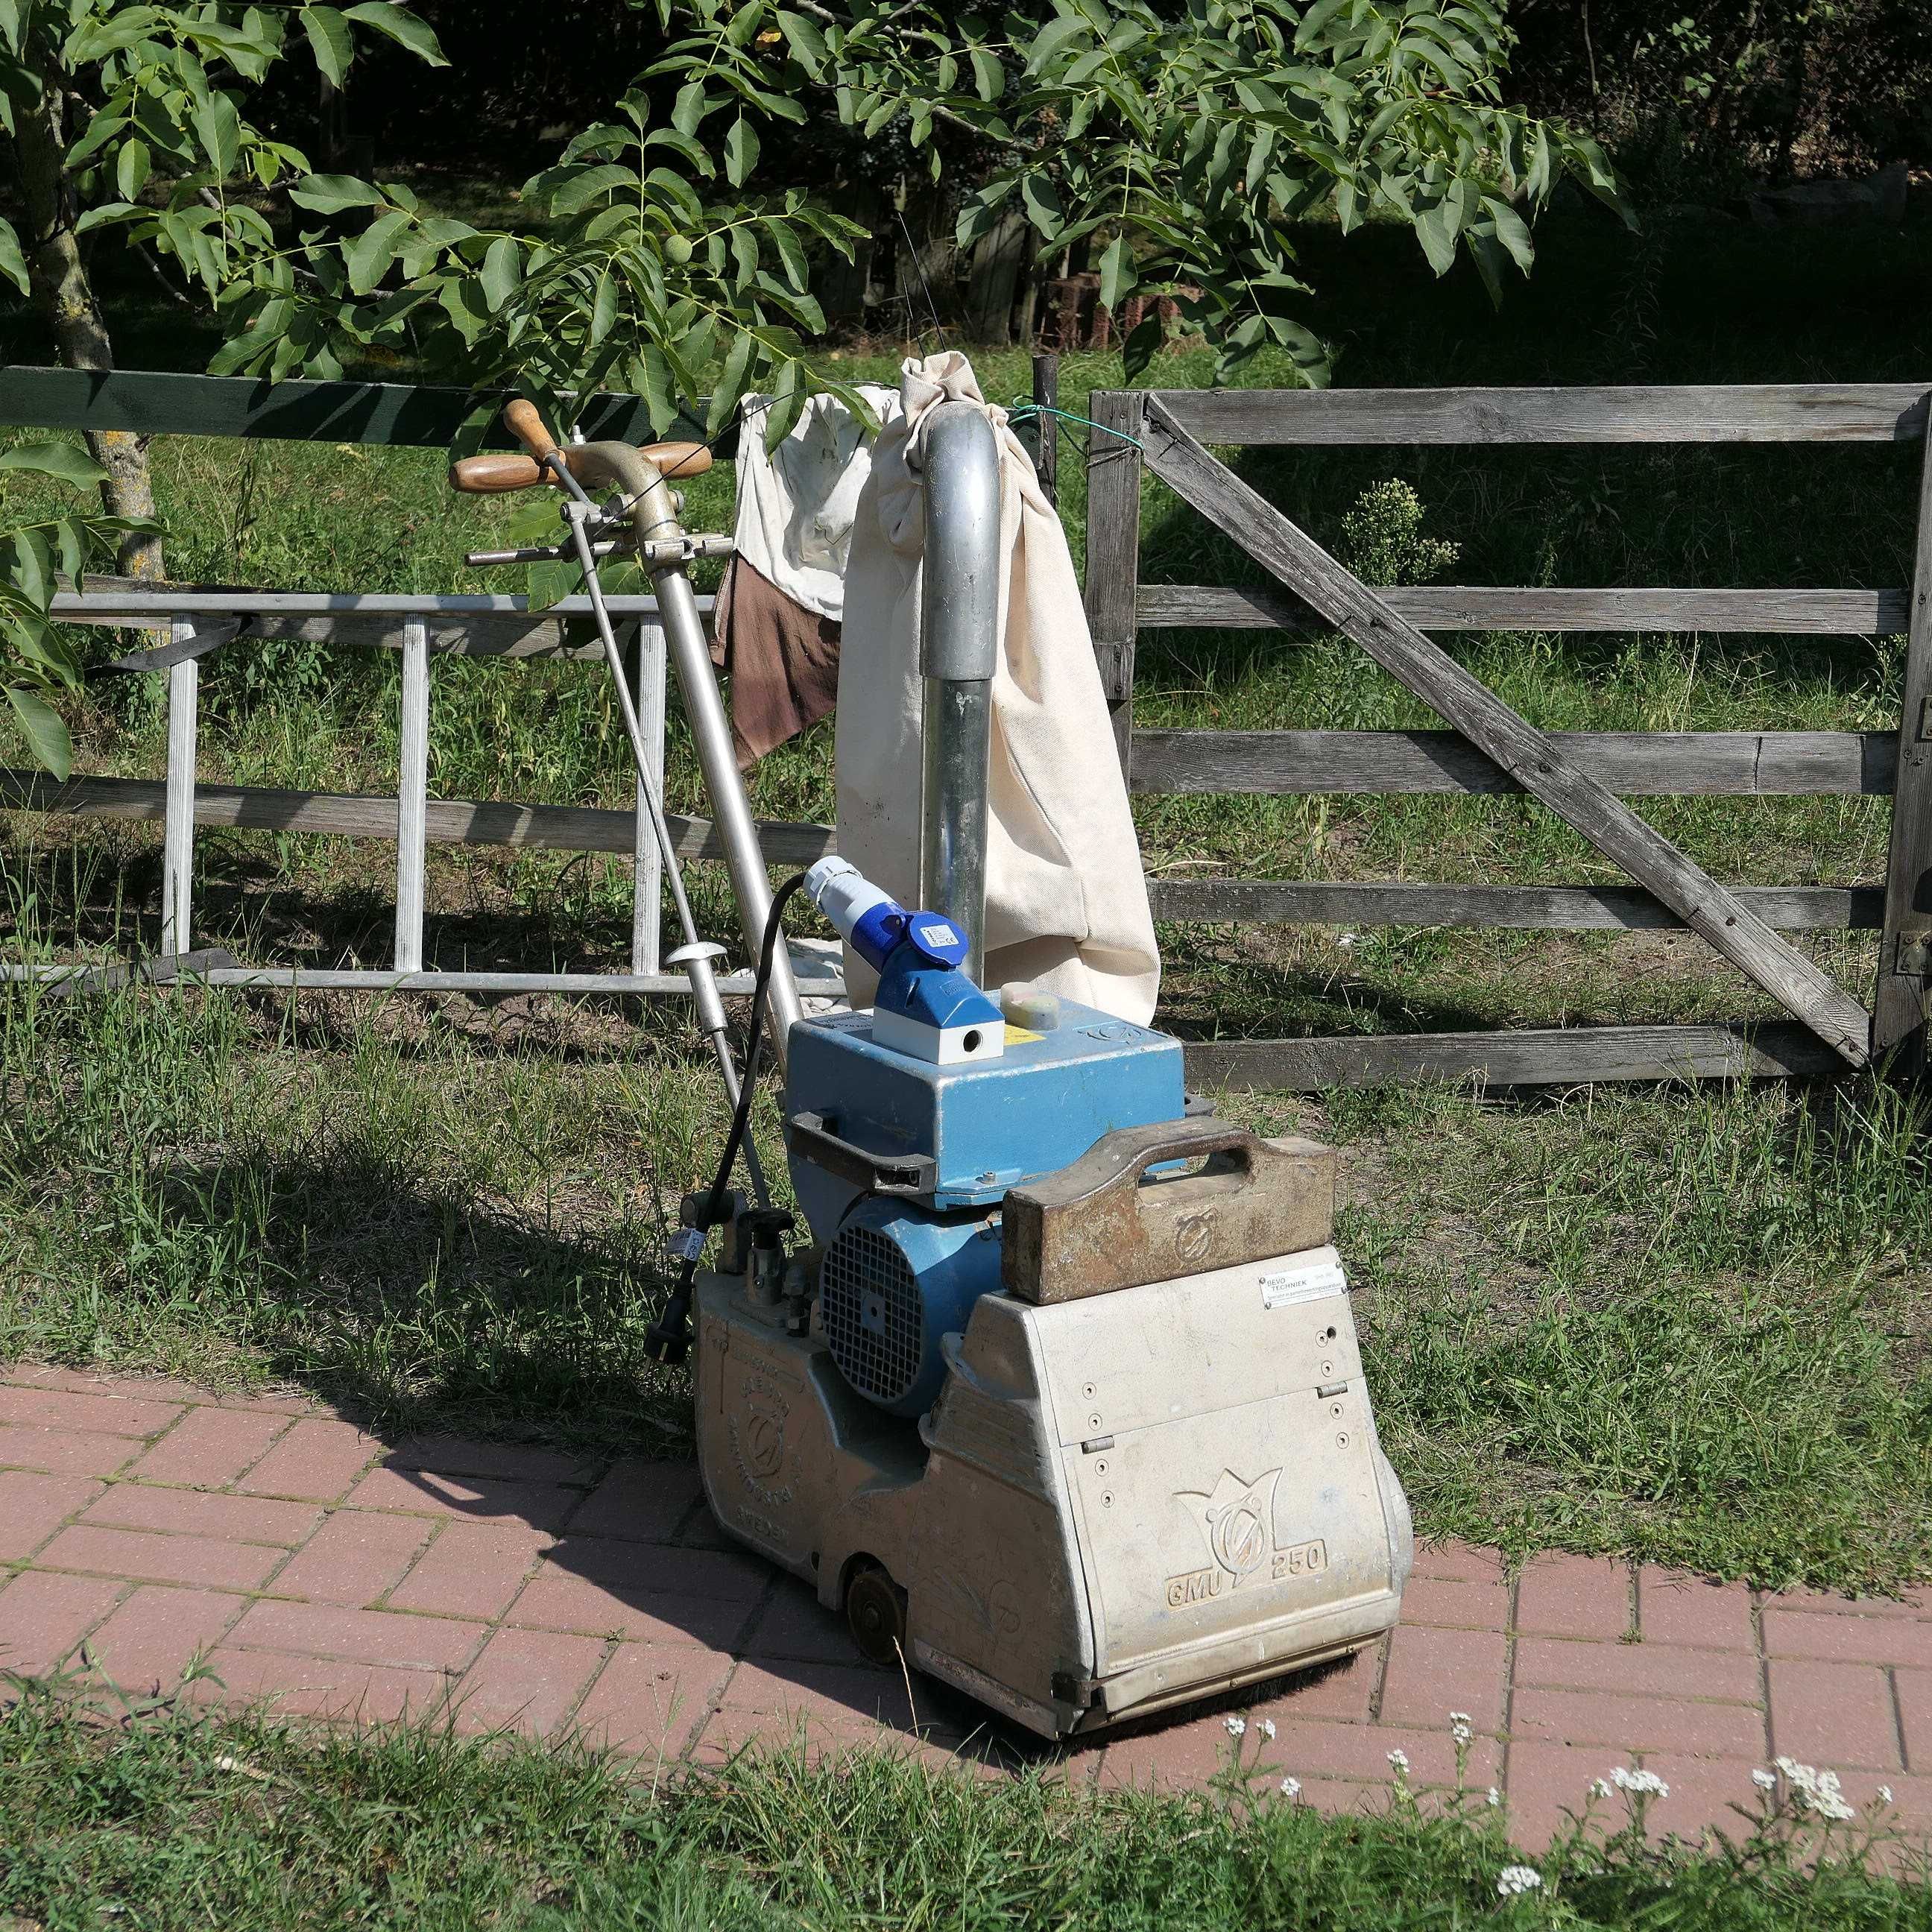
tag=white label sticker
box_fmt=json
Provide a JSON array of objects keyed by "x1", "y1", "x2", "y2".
[
  {"x1": 918, "y1": 922, "x2": 956, "y2": 947},
  {"x1": 1260, "y1": 1258, "x2": 1347, "y2": 1308}
]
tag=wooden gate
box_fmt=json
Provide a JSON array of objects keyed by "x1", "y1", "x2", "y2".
[{"x1": 1082, "y1": 384, "x2": 1932, "y2": 1090}]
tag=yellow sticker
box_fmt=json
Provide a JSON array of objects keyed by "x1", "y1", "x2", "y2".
[{"x1": 1004, "y1": 1024, "x2": 1044, "y2": 1045}]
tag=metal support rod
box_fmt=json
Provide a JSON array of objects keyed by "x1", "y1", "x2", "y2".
[
  {"x1": 394, "y1": 616, "x2": 429, "y2": 971},
  {"x1": 161, "y1": 619, "x2": 198, "y2": 956},
  {"x1": 914, "y1": 400, "x2": 1002, "y2": 982},
  {"x1": 631, "y1": 619, "x2": 666, "y2": 976},
  {"x1": 564, "y1": 502, "x2": 766, "y2": 1205},
  {"x1": 549, "y1": 440, "x2": 804, "y2": 1064}
]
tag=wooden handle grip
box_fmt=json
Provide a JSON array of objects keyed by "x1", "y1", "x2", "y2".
[
  {"x1": 447, "y1": 433, "x2": 713, "y2": 496},
  {"x1": 449, "y1": 453, "x2": 545, "y2": 494},
  {"x1": 503, "y1": 398, "x2": 560, "y2": 464},
  {"x1": 637, "y1": 440, "x2": 712, "y2": 479}
]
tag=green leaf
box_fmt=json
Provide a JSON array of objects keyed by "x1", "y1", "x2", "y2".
[
  {"x1": 706, "y1": 328, "x2": 757, "y2": 437},
  {"x1": 50, "y1": 515, "x2": 84, "y2": 589},
  {"x1": 588, "y1": 271, "x2": 619, "y2": 346},
  {"x1": 63, "y1": 109, "x2": 129, "y2": 170},
  {"x1": 774, "y1": 10, "x2": 826, "y2": 72},
  {"x1": 1481, "y1": 195, "x2": 1534, "y2": 273},
  {"x1": 632, "y1": 344, "x2": 678, "y2": 435},
  {"x1": 1024, "y1": 12, "x2": 1090, "y2": 73},
  {"x1": 1412, "y1": 199, "x2": 1457, "y2": 277},
  {"x1": 4, "y1": 685, "x2": 71, "y2": 779},
  {"x1": 189, "y1": 89, "x2": 242, "y2": 177},
  {"x1": 116, "y1": 139, "x2": 151, "y2": 203},
  {"x1": 1097, "y1": 233, "x2": 1135, "y2": 312},
  {"x1": 1292, "y1": 0, "x2": 1349, "y2": 51},
  {"x1": 1120, "y1": 312, "x2": 1164, "y2": 381},
  {"x1": 1019, "y1": 171, "x2": 1062, "y2": 239},
  {"x1": 344, "y1": 206, "x2": 410, "y2": 294},
  {"x1": 672, "y1": 82, "x2": 709, "y2": 136},
  {"x1": 763, "y1": 217, "x2": 808, "y2": 291},
  {"x1": 288, "y1": 173, "x2": 385, "y2": 213},
  {"x1": 0, "y1": 218, "x2": 24, "y2": 297},
  {"x1": 724, "y1": 115, "x2": 759, "y2": 188},
  {"x1": 968, "y1": 46, "x2": 1003, "y2": 101},
  {"x1": 0, "y1": 443, "x2": 109, "y2": 489},
  {"x1": 300, "y1": 4, "x2": 354, "y2": 86},
  {"x1": 72, "y1": 201, "x2": 138, "y2": 237},
  {"x1": 549, "y1": 163, "x2": 631, "y2": 215},
  {"x1": 342, "y1": 3, "x2": 448, "y2": 65},
  {"x1": 481, "y1": 235, "x2": 522, "y2": 312},
  {"x1": 643, "y1": 128, "x2": 713, "y2": 176},
  {"x1": 7, "y1": 528, "x2": 50, "y2": 608}
]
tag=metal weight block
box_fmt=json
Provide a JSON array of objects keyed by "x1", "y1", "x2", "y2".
[{"x1": 1000, "y1": 1117, "x2": 1334, "y2": 1304}]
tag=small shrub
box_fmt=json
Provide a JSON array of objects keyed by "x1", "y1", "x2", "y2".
[{"x1": 1339, "y1": 479, "x2": 1460, "y2": 587}]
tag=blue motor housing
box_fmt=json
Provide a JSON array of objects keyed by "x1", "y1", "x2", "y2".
[{"x1": 818, "y1": 1197, "x2": 1003, "y2": 1417}]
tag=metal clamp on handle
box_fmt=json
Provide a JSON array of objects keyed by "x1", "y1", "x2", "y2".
[
  {"x1": 783, "y1": 1111, "x2": 937, "y2": 1198},
  {"x1": 1000, "y1": 1117, "x2": 1337, "y2": 1305}
]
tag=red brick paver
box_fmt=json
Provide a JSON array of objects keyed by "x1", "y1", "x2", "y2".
[{"x1": 6, "y1": 1363, "x2": 1932, "y2": 1854}]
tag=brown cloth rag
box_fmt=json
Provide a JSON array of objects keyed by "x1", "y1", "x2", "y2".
[{"x1": 708, "y1": 555, "x2": 842, "y2": 770}]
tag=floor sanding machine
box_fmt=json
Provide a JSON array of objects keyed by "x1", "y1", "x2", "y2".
[{"x1": 454, "y1": 396, "x2": 1412, "y2": 1739}]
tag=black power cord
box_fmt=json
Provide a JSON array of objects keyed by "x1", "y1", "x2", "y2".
[{"x1": 644, "y1": 871, "x2": 809, "y2": 1365}]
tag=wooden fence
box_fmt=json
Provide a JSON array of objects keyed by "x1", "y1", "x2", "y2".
[
  {"x1": 1080, "y1": 382, "x2": 1932, "y2": 1089},
  {"x1": 4, "y1": 366, "x2": 1929, "y2": 1090}
]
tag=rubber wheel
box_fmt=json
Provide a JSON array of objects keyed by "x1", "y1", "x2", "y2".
[{"x1": 845, "y1": 1565, "x2": 909, "y2": 1665}]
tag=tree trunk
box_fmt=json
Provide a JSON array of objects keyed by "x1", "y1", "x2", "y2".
[{"x1": 11, "y1": 75, "x2": 164, "y2": 582}]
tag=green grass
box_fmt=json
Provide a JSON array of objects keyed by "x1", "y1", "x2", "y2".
[{"x1": 1, "y1": 1683, "x2": 1926, "y2": 1931}]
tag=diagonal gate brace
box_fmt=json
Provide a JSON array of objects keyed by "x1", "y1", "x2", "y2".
[{"x1": 1137, "y1": 395, "x2": 1871, "y2": 1067}]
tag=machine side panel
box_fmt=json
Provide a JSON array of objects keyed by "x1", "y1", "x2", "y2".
[{"x1": 1029, "y1": 1254, "x2": 1405, "y2": 1678}]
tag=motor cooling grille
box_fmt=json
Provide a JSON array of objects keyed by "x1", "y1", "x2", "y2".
[{"x1": 821, "y1": 1222, "x2": 924, "y2": 1407}]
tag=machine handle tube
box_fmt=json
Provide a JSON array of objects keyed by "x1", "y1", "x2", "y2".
[{"x1": 914, "y1": 402, "x2": 1001, "y2": 983}]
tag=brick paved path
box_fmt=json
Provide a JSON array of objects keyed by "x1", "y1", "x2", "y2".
[{"x1": 2, "y1": 1363, "x2": 1928, "y2": 1849}]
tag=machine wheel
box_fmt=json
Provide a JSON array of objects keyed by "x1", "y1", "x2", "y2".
[{"x1": 845, "y1": 1563, "x2": 909, "y2": 1665}]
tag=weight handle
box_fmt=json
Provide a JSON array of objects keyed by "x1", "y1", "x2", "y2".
[{"x1": 1115, "y1": 1120, "x2": 1258, "y2": 1192}]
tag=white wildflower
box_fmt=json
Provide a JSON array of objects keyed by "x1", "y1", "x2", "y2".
[
  {"x1": 1497, "y1": 1866, "x2": 1544, "y2": 1898},
  {"x1": 1257, "y1": 1717, "x2": 1277, "y2": 1741},
  {"x1": 1610, "y1": 1766, "x2": 1669, "y2": 1799},
  {"x1": 1336, "y1": 933, "x2": 1357, "y2": 950},
  {"x1": 1774, "y1": 1758, "x2": 1854, "y2": 1822},
  {"x1": 1280, "y1": 1776, "x2": 1301, "y2": 1799},
  {"x1": 1386, "y1": 1748, "x2": 1410, "y2": 1773},
  {"x1": 1879, "y1": 1787, "x2": 1894, "y2": 1805},
  {"x1": 1450, "y1": 1710, "x2": 1474, "y2": 1745},
  {"x1": 1588, "y1": 1778, "x2": 1611, "y2": 1799},
  {"x1": 1487, "y1": 1787, "x2": 1502, "y2": 1809},
  {"x1": 1752, "y1": 1769, "x2": 1777, "y2": 1790},
  {"x1": 1225, "y1": 1715, "x2": 1247, "y2": 1737}
]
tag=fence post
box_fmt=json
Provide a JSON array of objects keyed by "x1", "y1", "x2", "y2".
[
  {"x1": 1082, "y1": 389, "x2": 1146, "y2": 777},
  {"x1": 394, "y1": 615, "x2": 429, "y2": 972},
  {"x1": 1028, "y1": 352, "x2": 1059, "y2": 504},
  {"x1": 631, "y1": 617, "x2": 667, "y2": 975},
  {"x1": 1873, "y1": 415, "x2": 1932, "y2": 1073},
  {"x1": 160, "y1": 618, "x2": 198, "y2": 956}
]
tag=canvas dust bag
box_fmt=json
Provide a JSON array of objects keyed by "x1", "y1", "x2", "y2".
[{"x1": 834, "y1": 351, "x2": 1160, "y2": 1022}]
